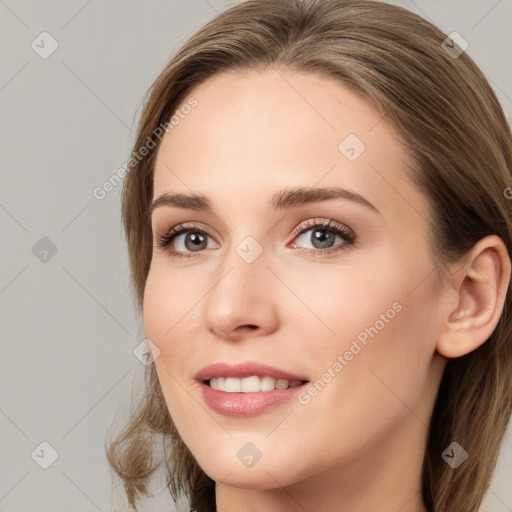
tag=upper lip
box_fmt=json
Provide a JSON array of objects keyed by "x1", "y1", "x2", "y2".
[{"x1": 194, "y1": 361, "x2": 309, "y2": 382}]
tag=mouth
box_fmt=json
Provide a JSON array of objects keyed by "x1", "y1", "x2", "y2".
[{"x1": 194, "y1": 362, "x2": 310, "y2": 417}]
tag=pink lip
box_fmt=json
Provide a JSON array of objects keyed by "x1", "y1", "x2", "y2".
[{"x1": 194, "y1": 361, "x2": 310, "y2": 417}]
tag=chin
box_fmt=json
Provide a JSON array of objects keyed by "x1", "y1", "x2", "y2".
[
  {"x1": 206, "y1": 465, "x2": 295, "y2": 490},
  {"x1": 192, "y1": 445, "x2": 303, "y2": 490}
]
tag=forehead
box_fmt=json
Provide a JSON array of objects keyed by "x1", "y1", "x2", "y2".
[{"x1": 152, "y1": 68, "x2": 422, "y2": 219}]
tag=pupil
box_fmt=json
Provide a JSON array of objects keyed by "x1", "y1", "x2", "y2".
[
  {"x1": 186, "y1": 232, "x2": 206, "y2": 251},
  {"x1": 312, "y1": 229, "x2": 334, "y2": 249}
]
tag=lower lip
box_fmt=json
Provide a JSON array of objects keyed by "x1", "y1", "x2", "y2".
[{"x1": 198, "y1": 381, "x2": 309, "y2": 417}]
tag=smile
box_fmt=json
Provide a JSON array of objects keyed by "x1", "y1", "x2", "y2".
[
  {"x1": 208, "y1": 375, "x2": 305, "y2": 392},
  {"x1": 195, "y1": 361, "x2": 310, "y2": 416}
]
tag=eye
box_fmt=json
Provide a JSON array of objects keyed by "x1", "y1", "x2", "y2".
[
  {"x1": 289, "y1": 218, "x2": 355, "y2": 257},
  {"x1": 155, "y1": 222, "x2": 219, "y2": 259},
  {"x1": 155, "y1": 218, "x2": 355, "y2": 260}
]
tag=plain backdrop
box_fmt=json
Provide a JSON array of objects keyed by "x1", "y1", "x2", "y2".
[{"x1": 1, "y1": 1, "x2": 511, "y2": 511}]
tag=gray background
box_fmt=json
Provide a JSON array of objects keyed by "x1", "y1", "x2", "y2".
[{"x1": 1, "y1": 1, "x2": 511, "y2": 511}]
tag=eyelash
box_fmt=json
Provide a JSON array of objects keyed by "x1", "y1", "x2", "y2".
[{"x1": 155, "y1": 218, "x2": 356, "y2": 260}]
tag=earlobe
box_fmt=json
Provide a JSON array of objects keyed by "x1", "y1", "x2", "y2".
[{"x1": 437, "y1": 235, "x2": 511, "y2": 359}]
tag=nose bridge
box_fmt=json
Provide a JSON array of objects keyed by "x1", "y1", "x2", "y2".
[{"x1": 202, "y1": 234, "x2": 278, "y2": 338}]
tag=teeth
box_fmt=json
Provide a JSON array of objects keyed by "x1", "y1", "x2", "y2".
[
  {"x1": 275, "y1": 378, "x2": 289, "y2": 389},
  {"x1": 225, "y1": 377, "x2": 241, "y2": 392},
  {"x1": 210, "y1": 377, "x2": 225, "y2": 391},
  {"x1": 208, "y1": 375, "x2": 304, "y2": 393},
  {"x1": 241, "y1": 375, "x2": 260, "y2": 392},
  {"x1": 260, "y1": 376, "x2": 276, "y2": 392}
]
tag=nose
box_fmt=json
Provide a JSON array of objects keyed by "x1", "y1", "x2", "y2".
[{"x1": 202, "y1": 244, "x2": 280, "y2": 342}]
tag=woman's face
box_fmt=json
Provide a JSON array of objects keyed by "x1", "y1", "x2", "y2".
[{"x1": 144, "y1": 69, "x2": 448, "y2": 492}]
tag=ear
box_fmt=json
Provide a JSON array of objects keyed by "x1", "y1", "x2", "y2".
[{"x1": 437, "y1": 235, "x2": 511, "y2": 358}]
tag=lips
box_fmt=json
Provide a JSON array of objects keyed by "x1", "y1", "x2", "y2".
[{"x1": 194, "y1": 362, "x2": 310, "y2": 417}]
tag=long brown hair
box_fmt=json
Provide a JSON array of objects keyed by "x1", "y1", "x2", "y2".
[{"x1": 105, "y1": 1, "x2": 512, "y2": 511}]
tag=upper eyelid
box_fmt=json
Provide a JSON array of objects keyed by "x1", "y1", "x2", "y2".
[
  {"x1": 154, "y1": 221, "x2": 212, "y2": 243},
  {"x1": 160, "y1": 221, "x2": 216, "y2": 237},
  {"x1": 290, "y1": 218, "x2": 353, "y2": 238}
]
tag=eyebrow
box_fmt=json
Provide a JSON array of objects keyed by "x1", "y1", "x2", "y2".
[{"x1": 149, "y1": 186, "x2": 380, "y2": 217}]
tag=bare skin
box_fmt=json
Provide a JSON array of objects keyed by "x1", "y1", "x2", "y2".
[{"x1": 143, "y1": 68, "x2": 510, "y2": 512}]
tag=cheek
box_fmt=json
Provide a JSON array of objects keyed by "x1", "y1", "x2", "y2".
[
  {"x1": 143, "y1": 273, "x2": 169, "y2": 351},
  {"x1": 291, "y1": 247, "x2": 440, "y2": 411},
  {"x1": 311, "y1": 263, "x2": 439, "y2": 431},
  {"x1": 142, "y1": 260, "x2": 199, "y2": 349},
  {"x1": 143, "y1": 266, "x2": 205, "y2": 434},
  {"x1": 279, "y1": 249, "x2": 416, "y2": 350}
]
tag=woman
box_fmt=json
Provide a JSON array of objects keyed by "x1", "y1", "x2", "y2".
[{"x1": 106, "y1": 1, "x2": 512, "y2": 511}]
